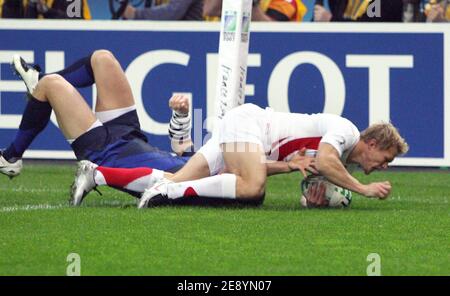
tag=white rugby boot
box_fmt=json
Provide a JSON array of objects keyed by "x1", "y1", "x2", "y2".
[
  {"x1": 70, "y1": 160, "x2": 100, "y2": 206},
  {"x1": 0, "y1": 150, "x2": 22, "y2": 179},
  {"x1": 138, "y1": 179, "x2": 173, "y2": 209},
  {"x1": 12, "y1": 54, "x2": 40, "y2": 95}
]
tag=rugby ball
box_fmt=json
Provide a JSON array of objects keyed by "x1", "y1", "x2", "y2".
[{"x1": 300, "y1": 176, "x2": 352, "y2": 208}]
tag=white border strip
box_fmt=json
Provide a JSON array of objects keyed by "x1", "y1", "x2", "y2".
[
  {"x1": 23, "y1": 150, "x2": 76, "y2": 160},
  {"x1": 0, "y1": 19, "x2": 222, "y2": 32},
  {"x1": 392, "y1": 158, "x2": 450, "y2": 167},
  {"x1": 0, "y1": 19, "x2": 449, "y2": 33}
]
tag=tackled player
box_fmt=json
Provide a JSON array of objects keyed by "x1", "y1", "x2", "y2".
[{"x1": 0, "y1": 50, "x2": 194, "y2": 196}]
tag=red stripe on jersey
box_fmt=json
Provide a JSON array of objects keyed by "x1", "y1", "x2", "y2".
[
  {"x1": 97, "y1": 166, "x2": 153, "y2": 187},
  {"x1": 276, "y1": 137, "x2": 322, "y2": 161},
  {"x1": 271, "y1": 137, "x2": 288, "y2": 150},
  {"x1": 183, "y1": 187, "x2": 198, "y2": 197}
]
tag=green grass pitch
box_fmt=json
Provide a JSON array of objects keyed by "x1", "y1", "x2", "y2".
[{"x1": 0, "y1": 163, "x2": 448, "y2": 275}]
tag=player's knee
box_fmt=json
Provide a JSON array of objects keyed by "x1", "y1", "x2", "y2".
[
  {"x1": 41, "y1": 73, "x2": 63, "y2": 83},
  {"x1": 239, "y1": 192, "x2": 265, "y2": 207},
  {"x1": 92, "y1": 49, "x2": 116, "y2": 65},
  {"x1": 39, "y1": 74, "x2": 65, "y2": 90},
  {"x1": 252, "y1": 192, "x2": 265, "y2": 206},
  {"x1": 240, "y1": 180, "x2": 266, "y2": 200},
  {"x1": 253, "y1": 185, "x2": 266, "y2": 200}
]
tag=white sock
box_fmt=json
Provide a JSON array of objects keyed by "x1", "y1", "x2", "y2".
[
  {"x1": 124, "y1": 170, "x2": 164, "y2": 192},
  {"x1": 166, "y1": 174, "x2": 237, "y2": 200},
  {"x1": 94, "y1": 170, "x2": 106, "y2": 185}
]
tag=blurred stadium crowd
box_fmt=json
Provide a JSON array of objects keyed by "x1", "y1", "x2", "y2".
[{"x1": 0, "y1": 0, "x2": 448, "y2": 23}]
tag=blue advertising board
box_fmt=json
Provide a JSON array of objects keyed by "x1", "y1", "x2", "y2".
[{"x1": 0, "y1": 20, "x2": 448, "y2": 166}]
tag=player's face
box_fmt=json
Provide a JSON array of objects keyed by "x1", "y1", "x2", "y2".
[{"x1": 362, "y1": 141, "x2": 397, "y2": 175}]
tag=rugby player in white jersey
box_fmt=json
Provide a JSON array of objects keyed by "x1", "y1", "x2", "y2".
[{"x1": 137, "y1": 103, "x2": 409, "y2": 208}]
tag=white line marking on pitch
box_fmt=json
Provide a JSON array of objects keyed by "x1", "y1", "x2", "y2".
[
  {"x1": 0, "y1": 203, "x2": 67, "y2": 213},
  {"x1": 0, "y1": 187, "x2": 67, "y2": 193},
  {"x1": 0, "y1": 200, "x2": 133, "y2": 213}
]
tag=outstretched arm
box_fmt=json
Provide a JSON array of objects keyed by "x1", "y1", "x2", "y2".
[{"x1": 316, "y1": 143, "x2": 391, "y2": 199}]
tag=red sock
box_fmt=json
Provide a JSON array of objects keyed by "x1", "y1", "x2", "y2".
[{"x1": 95, "y1": 166, "x2": 165, "y2": 193}]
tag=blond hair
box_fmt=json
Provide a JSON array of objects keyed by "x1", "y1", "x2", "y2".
[{"x1": 360, "y1": 122, "x2": 409, "y2": 155}]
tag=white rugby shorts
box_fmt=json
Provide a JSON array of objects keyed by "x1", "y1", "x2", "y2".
[{"x1": 198, "y1": 104, "x2": 268, "y2": 175}]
